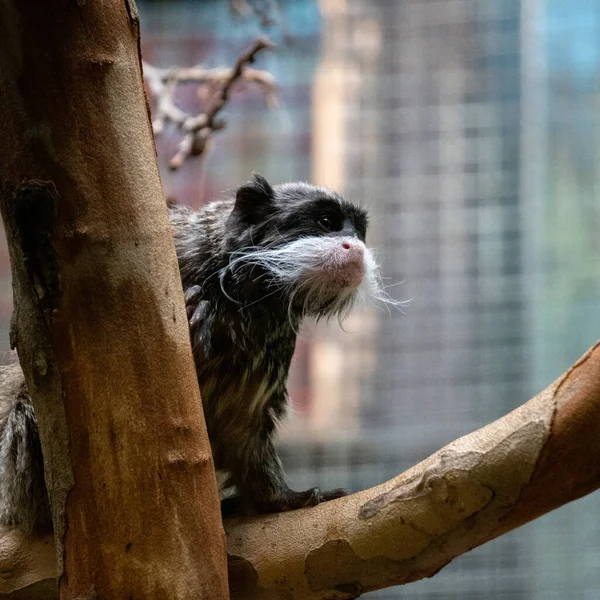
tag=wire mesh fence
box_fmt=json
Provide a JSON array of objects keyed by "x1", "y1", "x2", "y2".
[{"x1": 0, "y1": 0, "x2": 598, "y2": 597}]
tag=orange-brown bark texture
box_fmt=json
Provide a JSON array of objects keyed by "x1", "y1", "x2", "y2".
[
  {"x1": 490, "y1": 343, "x2": 600, "y2": 537},
  {"x1": 0, "y1": 1, "x2": 229, "y2": 599},
  {"x1": 1, "y1": 343, "x2": 599, "y2": 599}
]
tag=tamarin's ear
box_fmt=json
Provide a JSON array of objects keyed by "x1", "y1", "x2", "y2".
[{"x1": 231, "y1": 174, "x2": 275, "y2": 225}]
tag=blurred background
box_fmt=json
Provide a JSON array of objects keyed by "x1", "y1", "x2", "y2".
[{"x1": 2, "y1": 0, "x2": 600, "y2": 597}]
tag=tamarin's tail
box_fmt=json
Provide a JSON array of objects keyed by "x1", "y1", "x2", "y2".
[{"x1": 0, "y1": 364, "x2": 51, "y2": 533}]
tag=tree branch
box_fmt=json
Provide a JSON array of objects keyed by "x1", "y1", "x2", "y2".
[
  {"x1": 143, "y1": 37, "x2": 276, "y2": 170},
  {"x1": 229, "y1": 0, "x2": 280, "y2": 27},
  {"x1": 2, "y1": 342, "x2": 599, "y2": 599}
]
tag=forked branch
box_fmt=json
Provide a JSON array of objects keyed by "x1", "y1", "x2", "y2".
[
  {"x1": 143, "y1": 37, "x2": 276, "y2": 170},
  {"x1": 230, "y1": 0, "x2": 280, "y2": 27}
]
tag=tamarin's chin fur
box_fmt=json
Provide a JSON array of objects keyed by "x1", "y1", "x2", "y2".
[{"x1": 0, "y1": 175, "x2": 398, "y2": 532}]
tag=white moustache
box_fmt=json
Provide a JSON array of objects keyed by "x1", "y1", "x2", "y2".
[{"x1": 221, "y1": 236, "x2": 405, "y2": 322}]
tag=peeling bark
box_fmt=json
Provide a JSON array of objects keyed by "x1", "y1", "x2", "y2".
[
  {"x1": 1, "y1": 343, "x2": 599, "y2": 599},
  {"x1": 0, "y1": 1, "x2": 229, "y2": 598}
]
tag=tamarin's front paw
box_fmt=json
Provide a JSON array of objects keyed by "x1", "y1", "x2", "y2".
[
  {"x1": 318, "y1": 488, "x2": 348, "y2": 502},
  {"x1": 266, "y1": 487, "x2": 348, "y2": 512},
  {"x1": 184, "y1": 285, "x2": 203, "y2": 322},
  {"x1": 221, "y1": 488, "x2": 349, "y2": 517}
]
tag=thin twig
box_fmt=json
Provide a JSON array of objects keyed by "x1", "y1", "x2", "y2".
[
  {"x1": 230, "y1": 0, "x2": 279, "y2": 27},
  {"x1": 143, "y1": 38, "x2": 276, "y2": 170}
]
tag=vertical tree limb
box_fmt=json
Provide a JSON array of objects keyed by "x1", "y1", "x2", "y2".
[{"x1": 0, "y1": 1, "x2": 229, "y2": 598}]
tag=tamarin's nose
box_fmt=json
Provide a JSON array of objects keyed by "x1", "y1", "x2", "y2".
[
  {"x1": 335, "y1": 239, "x2": 365, "y2": 286},
  {"x1": 341, "y1": 239, "x2": 364, "y2": 256}
]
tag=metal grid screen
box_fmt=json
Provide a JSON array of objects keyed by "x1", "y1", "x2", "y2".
[{"x1": 0, "y1": 0, "x2": 597, "y2": 597}]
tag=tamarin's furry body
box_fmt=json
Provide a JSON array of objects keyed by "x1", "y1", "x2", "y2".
[{"x1": 0, "y1": 175, "x2": 393, "y2": 533}]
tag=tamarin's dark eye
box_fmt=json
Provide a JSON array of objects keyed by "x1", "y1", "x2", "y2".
[{"x1": 317, "y1": 215, "x2": 336, "y2": 232}]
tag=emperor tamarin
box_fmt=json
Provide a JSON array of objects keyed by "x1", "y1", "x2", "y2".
[{"x1": 0, "y1": 175, "x2": 393, "y2": 533}]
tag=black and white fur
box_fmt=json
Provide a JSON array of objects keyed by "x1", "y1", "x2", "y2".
[{"x1": 0, "y1": 175, "x2": 396, "y2": 531}]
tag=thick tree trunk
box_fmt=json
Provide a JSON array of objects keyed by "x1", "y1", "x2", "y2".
[
  {"x1": 0, "y1": 1, "x2": 229, "y2": 598},
  {"x1": 1, "y1": 342, "x2": 599, "y2": 598}
]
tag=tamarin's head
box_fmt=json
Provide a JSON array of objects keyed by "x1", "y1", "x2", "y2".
[{"x1": 221, "y1": 174, "x2": 400, "y2": 321}]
